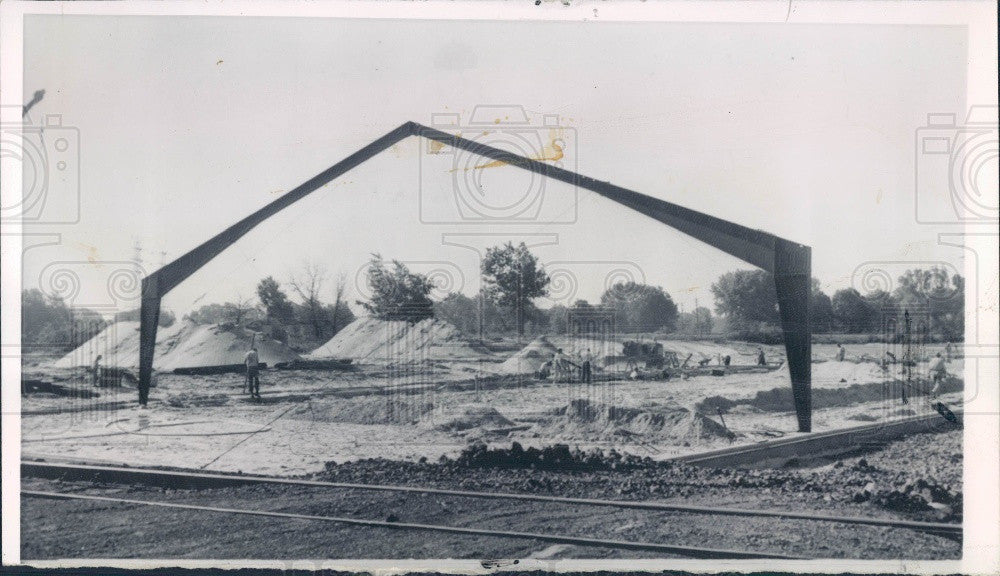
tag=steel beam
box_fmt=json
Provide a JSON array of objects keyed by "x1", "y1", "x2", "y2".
[{"x1": 137, "y1": 121, "x2": 812, "y2": 431}]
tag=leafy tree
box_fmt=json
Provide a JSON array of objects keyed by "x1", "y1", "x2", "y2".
[
  {"x1": 480, "y1": 242, "x2": 551, "y2": 336},
  {"x1": 185, "y1": 301, "x2": 262, "y2": 326},
  {"x1": 831, "y1": 288, "x2": 877, "y2": 333},
  {"x1": 227, "y1": 294, "x2": 257, "y2": 326},
  {"x1": 359, "y1": 254, "x2": 435, "y2": 322},
  {"x1": 114, "y1": 307, "x2": 175, "y2": 327},
  {"x1": 289, "y1": 262, "x2": 330, "y2": 339},
  {"x1": 600, "y1": 282, "x2": 679, "y2": 333},
  {"x1": 434, "y1": 292, "x2": 480, "y2": 335},
  {"x1": 710, "y1": 270, "x2": 779, "y2": 330},
  {"x1": 329, "y1": 272, "x2": 350, "y2": 335},
  {"x1": 257, "y1": 276, "x2": 295, "y2": 324},
  {"x1": 892, "y1": 266, "x2": 964, "y2": 340},
  {"x1": 22, "y1": 289, "x2": 111, "y2": 350},
  {"x1": 810, "y1": 279, "x2": 834, "y2": 333},
  {"x1": 677, "y1": 306, "x2": 714, "y2": 336},
  {"x1": 323, "y1": 300, "x2": 356, "y2": 335},
  {"x1": 546, "y1": 304, "x2": 569, "y2": 334}
]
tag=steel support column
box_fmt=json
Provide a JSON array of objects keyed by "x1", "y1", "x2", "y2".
[
  {"x1": 774, "y1": 239, "x2": 812, "y2": 432},
  {"x1": 138, "y1": 275, "x2": 161, "y2": 406}
]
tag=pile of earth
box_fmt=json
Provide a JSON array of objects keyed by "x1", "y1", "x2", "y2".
[
  {"x1": 52, "y1": 321, "x2": 300, "y2": 372},
  {"x1": 317, "y1": 429, "x2": 962, "y2": 522},
  {"x1": 431, "y1": 405, "x2": 516, "y2": 432},
  {"x1": 495, "y1": 336, "x2": 559, "y2": 374},
  {"x1": 308, "y1": 317, "x2": 493, "y2": 363},
  {"x1": 290, "y1": 397, "x2": 436, "y2": 425},
  {"x1": 538, "y1": 399, "x2": 732, "y2": 442},
  {"x1": 697, "y1": 374, "x2": 963, "y2": 414},
  {"x1": 51, "y1": 320, "x2": 186, "y2": 369},
  {"x1": 156, "y1": 323, "x2": 300, "y2": 371},
  {"x1": 164, "y1": 392, "x2": 230, "y2": 408}
]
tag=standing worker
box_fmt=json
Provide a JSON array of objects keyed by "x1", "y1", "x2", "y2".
[
  {"x1": 836, "y1": 343, "x2": 846, "y2": 362},
  {"x1": 91, "y1": 354, "x2": 103, "y2": 387},
  {"x1": 756, "y1": 347, "x2": 767, "y2": 366},
  {"x1": 245, "y1": 346, "x2": 261, "y2": 399},
  {"x1": 580, "y1": 348, "x2": 594, "y2": 384},
  {"x1": 929, "y1": 352, "x2": 948, "y2": 398},
  {"x1": 552, "y1": 348, "x2": 579, "y2": 383}
]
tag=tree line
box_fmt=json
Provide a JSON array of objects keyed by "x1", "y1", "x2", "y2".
[
  {"x1": 21, "y1": 243, "x2": 965, "y2": 353},
  {"x1": 710, "y1": 267, "x2": 964, "y2": 341}
]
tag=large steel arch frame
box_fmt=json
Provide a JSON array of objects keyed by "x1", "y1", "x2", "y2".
[{"x1": 139, "y1": 121, "x2": 812, "y2": 431}]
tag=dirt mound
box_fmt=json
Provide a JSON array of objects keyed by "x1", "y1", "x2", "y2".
[
  {"x1": 165, "y1": 392, "x2": 230, "y2": 408},
  {"x1": 541, "y1": 399, "x2": 731, "y2": 442},
  {"x1": 432, "y1": 405, "x2": 515, "y2": 432},
  {"x1": 51, "y1": 321, "x2": 186, "y2": 369},
  {"x1": 292, "y1": 397, "x2": 435, "y2": 425},
  {"x1": 308, "y1": 317, "x2": 492, "y2": 363},
  {"x1": 496, "y1": 336, "x2": 559, "y2": 374},
  {"x1": 156, "y1": 323, "x2": 301, "y2": 371},
  {"x1": 51, "y1": 320, "x2": 297, "y2": 372},
  {"x1": 699, "y1": 375, "x2": 963, "y2": 414}
]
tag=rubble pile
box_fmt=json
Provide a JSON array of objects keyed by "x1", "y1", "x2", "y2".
[{"x1": 319, "y1": 429, "x2": 962, "y2": 522}]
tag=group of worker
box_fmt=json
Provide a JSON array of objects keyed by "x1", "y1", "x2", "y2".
[
  {"x1": 548, "y1": 347, "x2": 594, "y2": 383},
  {"x1": 837, "y1": 342, "x2": 951, "y2": 399},
  {"x1": 238, "y1": 340, "x2": 951, "y2": 399}
]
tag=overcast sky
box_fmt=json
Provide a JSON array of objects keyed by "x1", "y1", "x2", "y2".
[{"x1": 22, "y1": 16, "x2": 968, "y2": 317}]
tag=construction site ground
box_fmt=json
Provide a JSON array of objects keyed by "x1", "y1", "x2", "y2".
[
  {"x1": 19, "y1": 339, "x2": 964, "y2": 559},
  {"x1": 21, "y1": 341, "x2": 963, "y2": 475},
  {"x1": 21, "y1": 428, "x2": 961, "y2": 559}
]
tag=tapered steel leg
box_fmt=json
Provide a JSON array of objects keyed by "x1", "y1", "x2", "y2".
[
  {"x1": 138, "y1": 276, "x2": 161, "y2": 406},
  {"x1": 774, "y1": 239, "x2": 812, "y2": 432}
]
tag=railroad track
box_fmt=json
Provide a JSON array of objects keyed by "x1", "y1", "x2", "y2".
[
  {"x1": 23, "y1": 489, "x2": 799, "y2": 559},
  {"x1": 22, "y1": 459, "x2": 961, "y2": 560},
  {"x1": 21, "y1": 460, "x2": 960, "y2": 536}
]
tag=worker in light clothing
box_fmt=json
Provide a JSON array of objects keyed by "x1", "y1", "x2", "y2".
[
  {"x1": 929, "y1": 352, "x2": 948, "y2": 398},
  {"x1": 91, "y1": 354, "x2": 103, "y2": 387},
  {"x1": 245, "y1": 346, "x2": 261, "y2": 399},
  {"x1": 579, "y1": 348, "x2": 594, "y2": 384},
  {"x1": 552, "y1": 348, "x2": 579, "y2": 383},
  {"x1": 836, "y1": 343, "x2": 846, "y2": 362}
]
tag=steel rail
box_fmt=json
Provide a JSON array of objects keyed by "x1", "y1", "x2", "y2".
[
  {"x1": 22, "y1": 461, "x2": 961, "y2": 536},
  {"x1": 23, "y1": 489, "x2": 803, "y2": 560}
]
